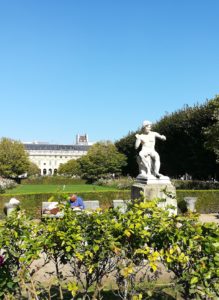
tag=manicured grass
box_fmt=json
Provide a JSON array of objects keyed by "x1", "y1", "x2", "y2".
[{"x1": 5, "y1": 184, "x2": 117, "y2": 194}]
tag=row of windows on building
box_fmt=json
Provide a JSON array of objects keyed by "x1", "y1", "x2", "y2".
[
  {"x1": 33, "y1": 160, "x2": 68, "y2": 166},
  {"x1": 43, "y1": 169, "x2": 58, "y2": 175}
]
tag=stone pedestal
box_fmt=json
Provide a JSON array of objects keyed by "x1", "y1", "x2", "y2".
[{"x1": 131, "y1": 177, "x2": 177, "y2": 215}]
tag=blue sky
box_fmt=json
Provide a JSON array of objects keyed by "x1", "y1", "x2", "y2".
[{"x1": 0, "y1": 0, "x2": 219, "y2": 144}]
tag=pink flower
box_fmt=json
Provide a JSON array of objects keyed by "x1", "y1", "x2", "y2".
[{"x1": 0, "y1": 255, "x2": 4, "y2": 267}]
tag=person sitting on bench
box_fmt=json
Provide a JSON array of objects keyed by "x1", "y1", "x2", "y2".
[{"x1": 69, "y1": 194, "x2": 85, "y2": 210}]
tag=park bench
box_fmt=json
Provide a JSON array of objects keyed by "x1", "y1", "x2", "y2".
[
  {"x1": 113, "y1": 199, "x2": 129, "y2": 213},
  {"x1": 41, "y1": 200, "x2": 100, "y2": 218},
  {"x1": 84, "y1": 200, "x2": 100, "y2": 210}
]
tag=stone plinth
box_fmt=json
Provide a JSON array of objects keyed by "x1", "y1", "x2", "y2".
[{"x1": 131, "y1": 179, "x2": 177, "y2": 215}]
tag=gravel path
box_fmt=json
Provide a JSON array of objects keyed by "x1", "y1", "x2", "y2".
[{"x1": 199, "y1": 213, "x2": 219, "y2": 223}]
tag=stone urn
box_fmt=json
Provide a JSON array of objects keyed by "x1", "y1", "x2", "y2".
[{"x1": 184, "y1": 197, "x2": 197, "y2": 212}]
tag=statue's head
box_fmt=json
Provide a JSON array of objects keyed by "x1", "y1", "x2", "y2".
[
  {"x1": 142, "y1": 120, "x2": 152, "y2": 127},
  {"x1": 142, "y1": 120, "x2": 152, "y2": 133}
]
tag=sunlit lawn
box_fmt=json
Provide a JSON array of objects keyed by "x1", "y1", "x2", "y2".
[{"x1": 5, "y1": 184, "x2": 116, "y2": 194}]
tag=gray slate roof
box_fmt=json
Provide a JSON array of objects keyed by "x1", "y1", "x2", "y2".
[{"x1": 24, "y1": 144, "x2": 90, "y2": 151}]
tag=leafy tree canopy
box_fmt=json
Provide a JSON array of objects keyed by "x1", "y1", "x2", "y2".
[
  {"x1": 58, "y1": 159, "x2": 81, "y2": 177},
  {"x1": 153, "y1": 98, "x2": 219, "y2": 179},
  {"x1": 27, "y1": 162, "x2": 40, "y2": 177},
  {"x1": 78, "y1": 141, "x2": 127, "y2": 182},
  {"x1": 115, "y1": 131, "x2": 138, "y2": 177},
  {"x1": 115, "y1": 96, "x2": 219, "y2": 180},
  {"x1": 0, "y1": 137, "x2": 30, "y2": 179},
  {"x1": 204, "y1": 96, "x2": 219, "y2": 162}
]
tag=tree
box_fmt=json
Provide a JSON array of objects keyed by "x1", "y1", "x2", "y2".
[
  {"x1": 78, "y1": 141, "x2": 127, "y2": 182},
  {"x1": 204, "y1": 96, "x2": 219, "y2": 163},
  {"x1": 115, "y1": 132, "x2": 138, "y2": 177},
  {"x1": 58, "y1": 159, "x2": 81, "y2": 177},
  {"x1": 27, "y1": 162, "x2": 40, "y2": 177},
  {"x1": 116, "y1": 97, "x2": 219, "y2": 180},
  {"x1": 0, "y1": 138, "x2": 30, "y2": 179},
  {"x1": 153, "y1": 99, "x2": 219, "y2": 179}
]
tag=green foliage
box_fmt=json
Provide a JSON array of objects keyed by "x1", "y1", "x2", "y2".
[
  {"x1": 172, "y1": 179, "x2": 219, "y2": 190},
  {"x1": 58, "y1": 159, "x2": 81, "y2": 177},
  {"x1": 156, "y1": 213, "x2": 219, "y2": 299},
  {"x1": 0, "y1": 190, "x2": 131, "y2": 219},
  {"x1": 41, "y1": 204, "x2": 83, "y2": 299},
  {"x1": 4, "y1": 184, "x2": 116, "y2": 194},
  {"x1": 0, "y1": 200, "x2": 218, "y2": 299},
  {"x1": 94, "y1": 176, "x2": 135, "y2": 189},
  {"x1": 177, "y1": 190, "x2": 219, "y2": 213},
  {"x1": 115, "y1": 97, "x2": 219, "y2": 180},
  {"x1": 78, "y1": 141, "x2": 127, "y2": 182},
  {"x1": 204, "y1": 96, "x2": 219, "y2": 162},
  {"x1": 153, "y1": 98, "x2": 219, "y2": 180},
  {"x1": 0, "y1": 138, "x2": 30, "y2": 179},
  {"x1": 0, "y1": 211, "x2": 43, "y2": 298},
  {"x1": 115, "y1": 132, "x2": 138, "y2": 177},
  {"x1": 111, "y1": 201, "x2": 164, "y2": 299},
  {"x1": 27, "y1": 161, "x2": 40, "y2": 177},
  {"x1": 67, "y1": 208, "x2": 121, "y2": 298},
  {"x1": 21, "y1": 175, "x2": 86, "y2": 185},
  {"x1": 1, "y1": 189, "x2": 219, "y2": 219}
]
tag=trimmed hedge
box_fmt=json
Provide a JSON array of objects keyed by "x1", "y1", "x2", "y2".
[
  {"x1": 177, "y1": 190, "x2": 219, "y2": 213},
  {"x1": 172, "y1": 179, "x2": 219, "y2": 190},
  {"x1": 0, "y1": 190, "x2": 131, "y2": 219},
  {"x1": 21, "y1": 176, "x2": 86, "y2": 185},
  {"x1": 1, "y1": 189, "x2": 219, "y2": 219}
]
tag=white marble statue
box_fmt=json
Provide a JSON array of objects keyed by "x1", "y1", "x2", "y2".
[{"x1": 135, "y1": 120, "x2": 167, "y2": 180}]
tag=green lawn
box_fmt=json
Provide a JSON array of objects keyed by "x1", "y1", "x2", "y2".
[{"x1": 5, "y1": 184, "x2": 116, "y2": 194}]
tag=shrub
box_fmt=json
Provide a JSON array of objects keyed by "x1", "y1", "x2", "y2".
[
  {"x1": 21, "y1": 176, "x2": 86, "y2": 185},
  {"x1": 172, "y1": 179, "x2": 219, "y2": 190},
  {"x1": 0, "y1": 210, "x2": 43, "y2": 298},
  {"x1": 177, "y1": 190, "x2": 219, "y2": 213},
  {"x1": 0, "y1": 200, "x2": 218, "y2": 299},
  {"x1": 0, "y1": 190, "x2": 131, "y2": 219},
  {"x1": 0, "y1": 177, "x2": 17, "y2": 194},
  {"x1": 94, "y1": 176, "x2": 134, "y2": 190}
]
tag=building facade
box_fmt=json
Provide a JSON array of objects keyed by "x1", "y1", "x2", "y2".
[{"x1": 24, "y1": 134, "x2": 92, "y2": 176}]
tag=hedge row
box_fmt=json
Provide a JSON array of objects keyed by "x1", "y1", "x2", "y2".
[
  {"x1": 21, "y1": 176, "x2": 86, "y2": 185},
  {"x1": 0, "y1": 190, "x2": 218, "y2": 219},
  {"x1": 172, "y1": 179, "x2": 219, "y2": 190},
  {"x1": 177, "y1": 190, "x2": 219, "y2": 213},
  {"x1": 0, "y1": 190, "x2": 131, "y2": 219}
]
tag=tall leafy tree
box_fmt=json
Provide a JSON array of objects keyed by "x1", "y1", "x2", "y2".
[
  {"x1": 204, "y1": 96, "x2": 219, "y2": 162},
  {"x1": 153, "y1": 99, "x2": 219, "y2": 179},
  {"x1": 115, "y1": 97, "x2": 219, "y2": 180},
  {"x1": 115, "y1": 132, "x2": 138, "y2": 177},
  {"x1": 78, "y1": 141, "x2": 127, "y2": 182},
  {"x1": 58, "y1": 159, "x2": 81, "y2": 177},
  {"x1": 0, "y1": 137, "x2": 30, "y2": 178},
  {"x1": 27, "y1": 162, "x2": 40, "y2": 177}
]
